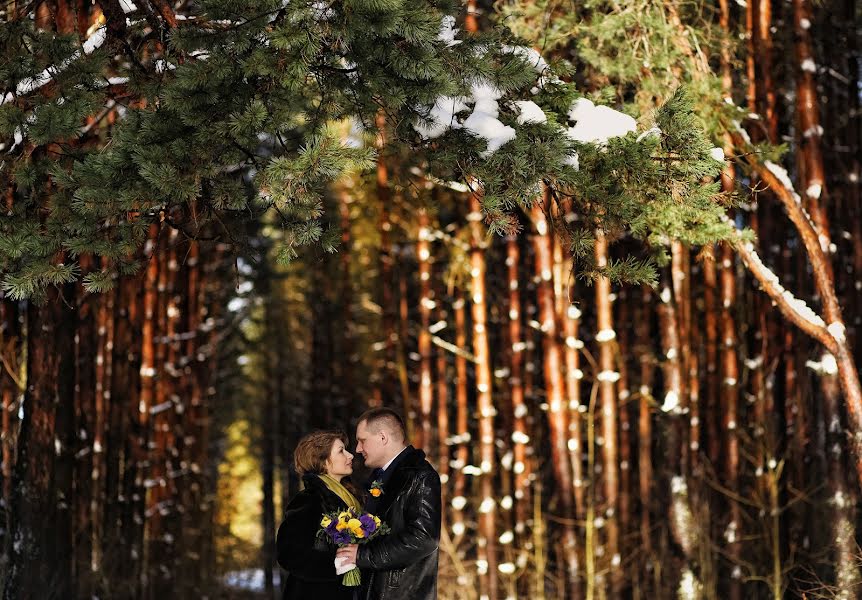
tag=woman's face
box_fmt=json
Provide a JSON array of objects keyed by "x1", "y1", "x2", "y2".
[{"x1": 324, "y1": 438, "x2": 354, "y2": 480}]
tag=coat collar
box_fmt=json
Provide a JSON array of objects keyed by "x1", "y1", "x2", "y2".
[
  {"x1": 371, "y1": 446, "x2": 426, "y2": 518},
  {"x1": 302, "y1": 473, "x2": 348, "y2": 508}
]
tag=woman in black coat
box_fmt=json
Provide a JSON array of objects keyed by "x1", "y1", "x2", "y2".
[{"x1": 276, "y1": 430, "x2": 361, "y2": 600}]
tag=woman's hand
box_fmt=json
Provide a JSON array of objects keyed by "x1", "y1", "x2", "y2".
[{"x1": 336, "y1": 544, "x2": 358, "y2": 564}]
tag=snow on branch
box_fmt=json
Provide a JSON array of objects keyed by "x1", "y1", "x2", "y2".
[
  {"x1": 724, "y1": 221, "x2": 837, "y2": 354},
  {"x1": 730, "y1": 128, "x2": 845, "y2": 328},
  {"x1": 412, "y1": 25, "x2": 638, "y2": 163},
  {"x1": 2, "y1": 25, "x2": 108, "y2": 106}
]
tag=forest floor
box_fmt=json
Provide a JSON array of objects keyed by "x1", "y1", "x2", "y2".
[{"x1": 216, "y1": 569, "x2": 278, "y2": 599}]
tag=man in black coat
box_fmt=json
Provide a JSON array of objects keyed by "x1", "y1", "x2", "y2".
[{"x1": 336, "y1": 408, "x2": 441, "y2": 600}]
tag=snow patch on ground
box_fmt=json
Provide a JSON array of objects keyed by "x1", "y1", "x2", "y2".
[{"x1": 222, "y1": 569, "x2": 281, "y2": 592}]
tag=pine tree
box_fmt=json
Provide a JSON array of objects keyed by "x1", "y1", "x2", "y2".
[{"x1": 2, "y1": 1, "x2": 734, "y2": 299}]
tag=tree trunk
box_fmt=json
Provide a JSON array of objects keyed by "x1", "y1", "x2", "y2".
[
  {"x1": 636, "y1": 286, "x2": 656, "y2": 595},
  {"x1": 594, "y1": 232, "x2": 620, "y2": 592},
  {"x1": 470, "y1": 194, "x2": 498, "y2": 600},
  {"x1": 450, "y1": 290, "x2": 469, "y2": 541},
  {"x1": 505, "y1": 235, "x2": 530, "y2": 535},
  {"x1": 0, "y1": 295, "x2": 21, "y2": 568},
  {"x1": 74, "y1": 256, "x2": 98, "y2": 597},
  {"x1": 417, "y1": 210, "x2": 434, "y2": 452},
  {"x1": 375, "y1": 112, "x2": 397, "y2": 408},
  {"x1": 531, "y1": 202, "x2": 578, "y2": 595},
  {"x1": 5, "y1": 286, "x2": 77, "y2": 600},
  {"x1": 719, "y1": 242, "x2": 742, "y2": 600}
]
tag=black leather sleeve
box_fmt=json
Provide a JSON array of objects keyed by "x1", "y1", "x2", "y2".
[
  {"x1": 276, "y1": 491, "x2": 336, "y2": 582},
  {"x1": 356, "y1": 470, "x2": 442, "y2": 571}
]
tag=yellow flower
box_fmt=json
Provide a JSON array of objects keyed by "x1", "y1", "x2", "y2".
[
  {"x1": 336, "y1": 517, "x2": 349, "y2": 531},
  {"x1": 348, "y1": 518, "x2": 365, "y2": 538},
  {"x1": 370, "y1": 488, "x2": 382, "y2": 498},
  {"x1": 321, "y1": 516, "x2": 332, "y2": 528},
  {"x1": 373, "y1": 516, "x2": 381, "y2": 526}
]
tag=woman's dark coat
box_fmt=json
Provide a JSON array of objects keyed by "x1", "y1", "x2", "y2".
[
  {"x1": 276, "y1": 473, "x2": 355, "y2": 600},
  {"x1": 356, "y1": 446, "x2": 442, "y2": 600}
]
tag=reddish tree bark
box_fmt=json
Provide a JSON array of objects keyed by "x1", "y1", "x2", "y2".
[
  {"x1": 469, "y1": 193, "x2": 497, "y2": 600},
  {"x1": 74, "y1": 256, "x2": 98, "y2": 597},
  {"x1": 636, "y1": 286, "x2": 656, "y2": 593},
  {"x1": 506, "y1": 236, "x2": 531, "y2": 533},
  {"x1": 416, "y1": 210, "x2": 434, "y2": 451},
  {"x1": 450, "y1": 290, "x2": 469, "y2": 541},
  {"x1": 594, "y1": 232, "x2": 620, "y2": 591},
  {"x1": 531, "y1": 202, "x2": 578, "y2": 594},
  {"x1": 374, "y1": 111, "x2": 396, "y2": 408},
  {"x1": 5, "y1": 286, "x2": 77, "y2": 600},
  {"x1": 719, "y1": 242, "x2": 742, "y2": 600}
]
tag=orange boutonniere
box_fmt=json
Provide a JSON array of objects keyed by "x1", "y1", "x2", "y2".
[{"x1": 369, "y1": 479, "x2": 384, "y2": 498}]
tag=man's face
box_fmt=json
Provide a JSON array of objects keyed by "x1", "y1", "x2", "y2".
[{"x1": 355, "y1": 420, "x2": 387, "y2": 469}]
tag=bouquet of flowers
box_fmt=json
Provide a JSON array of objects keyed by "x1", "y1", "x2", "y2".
[{"x1": 318, "y1": 507, "x2": 390, "y2": 586}]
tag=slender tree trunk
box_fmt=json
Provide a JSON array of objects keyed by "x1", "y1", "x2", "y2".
[
  {"x1": 338, "y1": 191, "x2": 356, "y2": 413},
  {"x1": 615, "y1": 289, "x2": 632, "y2": 590},
  {"x1": 375, "y1": 111, "x2": 396, "y2": 408},
  {"x1": 417, "y1": 210, "x2": 434, "y2": 452},
  {"x1": 717, "y1": 2, "x2": 744, "y2": 592},
  {"x1": 719, "y1": 242, "x2": 742, "y2": 600},
  {"x1": 656, "y1": 270, "x2": 687, "y2": 592},
  {"x1": 636, "y1": 286, "x2": 656, "y2": 595},
  {"x1": 469, "y1": 194, "x2": 498, "y2": 600},
  {"x1": 91, "y1": 265, "x2": 113, "y2": 592},
  {"x1": 703, "y1": 254, "x2": 720, "y2": 467},
  {"x1": 531, "y1": 202, "x2": 578, "y2": 595},
  {"x1": 435, "y1": 299, "x2": 450, "y2": 510},
  {"x1": 104, "y1": 266, "x2": 143, "y2": 597},
  {"x1": 450, "y1": 290, "x2": 469, "y2": 541},
  {"x1": 755, "y1": 0, "x2": 778, "y2": 139},
  {"x1": 263, "y1": 314, "x2": 277, "y2": 597},
  {"x1": 594, "y1": 232, "x2": 620, "y2": 593},
  {"x1": 397, "y1": 261, "x2": 413, "y2": 433},
  {"x1": 74, "y1": 256, "x2": 98, "y2": 598},
  {"x1": 138, "y1": 227, "x2": 160, "y2": 594},
  {"x1": 506, "y1": 236, "x2": 530, "y2": 537}
]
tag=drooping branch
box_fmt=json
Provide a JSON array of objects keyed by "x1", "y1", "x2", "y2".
[{"x1": 726, "y1": 228, "x2": 835, "y2": 353}]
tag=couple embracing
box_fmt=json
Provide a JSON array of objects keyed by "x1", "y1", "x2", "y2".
[{"x1": 276, "y1": 407, "x2": 442, "y2": 600}]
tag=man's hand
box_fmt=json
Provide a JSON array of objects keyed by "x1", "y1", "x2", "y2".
[{"x1": 336, "y1": 544, "x2": 358, "y2": 565}]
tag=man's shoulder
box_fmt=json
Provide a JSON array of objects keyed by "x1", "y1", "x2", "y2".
[{"x1": 402, "y1": 458, "x2": 440, "y2": 486}]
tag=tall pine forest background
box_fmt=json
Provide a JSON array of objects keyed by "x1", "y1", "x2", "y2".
[{"x1": 1, "y1": 0, "x2": 861, "y2": 598}]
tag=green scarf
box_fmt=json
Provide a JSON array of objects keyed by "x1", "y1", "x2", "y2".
[{"x1": 318, "y1": 474, "x2": 362, "y2": 512}]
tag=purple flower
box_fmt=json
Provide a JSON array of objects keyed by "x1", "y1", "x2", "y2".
[
  {"x1": 359, "y1": 514, "x2": 377, "y2": 534},
  {"x1": 333, "y1": 530, "x2": 351, "y2": 545}
]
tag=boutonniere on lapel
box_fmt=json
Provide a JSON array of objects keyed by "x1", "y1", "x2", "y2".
[{"x1": 369, "y1": 479, "x2": 384, "y2": 498}]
